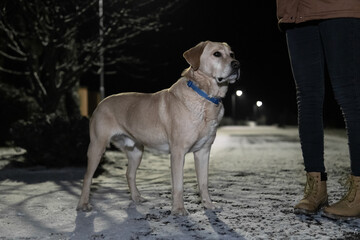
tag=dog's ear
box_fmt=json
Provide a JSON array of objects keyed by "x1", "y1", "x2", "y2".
[{"x1": 183, "y1": 41, "x2": 207, "y2": 71}]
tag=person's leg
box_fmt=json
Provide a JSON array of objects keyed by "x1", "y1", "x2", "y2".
[
  {"x1": 286, "y1": 23, "x2": 326, "y2": 173},
  {"x1": 286, "y1": 23, "x2": 328, "y2": 215},
  {"x1": 320, "y1": 18, "x2": 360, "y2": 177},
  {"x1": 319, "y1": 18, "x2": 360, "y2": 219}
]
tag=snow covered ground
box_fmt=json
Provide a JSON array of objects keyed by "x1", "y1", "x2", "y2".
[{"x1": 0, "y1": 126, "x2": 359, "y2": 239}]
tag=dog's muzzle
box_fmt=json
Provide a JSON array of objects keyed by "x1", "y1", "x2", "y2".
[{"x1": 217, "y1": 60, "x2": 240, "y2": 83}]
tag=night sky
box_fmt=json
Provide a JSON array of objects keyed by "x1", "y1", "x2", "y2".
[{"x1": 94, "y1": 0, "x2": 344, "y2": 127}]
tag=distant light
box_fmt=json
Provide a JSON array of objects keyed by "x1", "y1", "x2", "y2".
[
  {"x1": 236, "y1": 90, "x2": 243, "y2": 97},
  {"x1": 256, "y1": 101, "x2": 263, "y2": 107}
]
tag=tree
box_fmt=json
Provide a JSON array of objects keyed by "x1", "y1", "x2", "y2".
[{"x1": 0, "y1": 0, "x2": 183, "y2": 166}]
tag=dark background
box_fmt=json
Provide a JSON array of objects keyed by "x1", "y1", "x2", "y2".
[
  {"x1": 0, "y1": 0, "x2": 346, "y2": 166},
  {"x1": 0, "y1": 0, "x2": 345, "y2": 127},
  {"x1": 89, "y1": 0, "x2": 344, "y2": 127}
]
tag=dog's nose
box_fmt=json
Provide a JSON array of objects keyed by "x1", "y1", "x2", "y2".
[{"x1": 231, "y1": 60, "x2": 240, "y2": 69}]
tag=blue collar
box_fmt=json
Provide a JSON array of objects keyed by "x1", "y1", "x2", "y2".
[{"x1": 187, "y1": 80, "x2": 221, "y2": 105}]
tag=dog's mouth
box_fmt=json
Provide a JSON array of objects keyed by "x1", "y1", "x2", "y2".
[{"x1": 216, "y1": 69, "x2": 240, "y2": 84}]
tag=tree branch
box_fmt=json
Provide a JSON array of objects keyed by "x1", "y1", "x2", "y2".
[
  {"x1": 0, "y1": 66, "x2": 29, "y2": 75},
  {"x1": 0, "y1": 50, "x2": 27, "y2": 61}
]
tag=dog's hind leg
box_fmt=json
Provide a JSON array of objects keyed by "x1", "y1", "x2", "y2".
[
  {"x1": 77, "y1": 133, "x2": 108, "y2": 212},
  {"x1": 124, "y1": 142, "x2": 146, "y2": 203}
]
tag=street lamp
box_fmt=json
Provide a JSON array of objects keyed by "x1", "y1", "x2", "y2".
[
  {"x1": 232, "y1": 90, "x2": 243, "y2": 124},
  {"x1": 253, "y1": 100, "x2": 264, "y2": 125}
]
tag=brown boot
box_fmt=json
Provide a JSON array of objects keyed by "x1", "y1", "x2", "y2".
[
  {"x1": 294, "y1": 172, "x2": 328, "y2": 215},
  {"x1": 323, "y1": 175, "x2": 360, "y2": 220}
]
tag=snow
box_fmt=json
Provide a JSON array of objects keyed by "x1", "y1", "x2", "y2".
[{"x1": 0, "y1": 126, "x2": 359, "y2": 239}]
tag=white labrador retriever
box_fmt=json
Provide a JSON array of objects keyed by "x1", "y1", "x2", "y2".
[{"x1": 77, "y1": 41, "x2": 240, "y2": 215}]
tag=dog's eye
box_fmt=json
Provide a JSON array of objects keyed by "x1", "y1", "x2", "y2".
[{"x1": 213, "y1": 52, "x2": 222, "y2": 57}]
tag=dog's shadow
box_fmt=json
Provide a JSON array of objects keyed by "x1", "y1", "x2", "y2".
[
  {"x1": 72, "y1": 204, "x2": 152, "y2": 239},
  {"x1": 205, "y1": 209, "x2": 245, "y2": 239},
  {"x1": 173, "y1": 209, "x2": 245, "y2": 239}
]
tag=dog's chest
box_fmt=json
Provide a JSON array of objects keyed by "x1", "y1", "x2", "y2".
[
  {"x1": 190, "y1": 104, "x2": 224, "y2": 151},
  {"x1": 190, "y1": 101, "x2": 224, "y2": 122},
  {"x1": 190, "y1": 120, "x2": 218, "y2": 151}
]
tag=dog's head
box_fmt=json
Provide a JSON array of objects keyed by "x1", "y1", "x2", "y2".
[{"x1": 183, "y1": 41, "x2": 240, "y2": 84}]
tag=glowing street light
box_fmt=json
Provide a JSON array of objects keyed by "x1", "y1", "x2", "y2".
[
  {"x1": 236, "y1": 90, "x2": 243, "y2": 97},
  {"x1": 256, "y1": 101, "x2": 263, "y2": 107}
]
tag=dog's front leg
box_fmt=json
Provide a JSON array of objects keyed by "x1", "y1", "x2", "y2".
[
  {"x1": 170, "y1": 150, "x2": 188, "y2": 216},
  {"x1": 194, "y1": 146, "x2": 216, "y2": 210}
]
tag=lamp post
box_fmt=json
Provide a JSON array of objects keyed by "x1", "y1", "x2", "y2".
[
  {"x1": 99, "y1": 0, "x2": 105, "y2": 100},
  {"x1": 232, "y1": 90, "x2": 243, "y2": 124},
  {"x1": 253, "y1": 100, "x2": 263, "y2": 124}
]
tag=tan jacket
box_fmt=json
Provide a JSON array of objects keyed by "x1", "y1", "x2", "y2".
[{"x1": 277, "y1": 0, "x2": 360, "y2": 24}]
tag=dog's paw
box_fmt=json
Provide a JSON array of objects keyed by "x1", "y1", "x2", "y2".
[
  {"x1": 203, "y1": 201, "x2": 222, "y2": 211},
  {"x1": 132, "y1": 195, "x2": 148, "y2": 204},
  {"x1": 171, "y1": 207, "x2": 189, "y2": 216},
  {"x1": 76, "y1": 203, "x2": 93, "y2": 212}
]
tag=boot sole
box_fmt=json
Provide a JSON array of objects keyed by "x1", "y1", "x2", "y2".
[
  {"x1": 322, "y1": 211, "x2": 360, "y2": 221},
  {"x1": 294, "y1": 198, "x2": 329, "y2": 216}
]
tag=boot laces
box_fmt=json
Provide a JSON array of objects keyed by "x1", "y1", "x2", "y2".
[
  {"x1": 304, "y1": 175, "x2": 316, "y2": 198},
  {"x1": 340, "y1": 177, "x2": 356, "y2": 202}
]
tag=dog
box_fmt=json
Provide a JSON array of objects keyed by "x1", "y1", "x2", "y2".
[{"x1": 77, "y1": 41, "x2": 240, "y2": 215}]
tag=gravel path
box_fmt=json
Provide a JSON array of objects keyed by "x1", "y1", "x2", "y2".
[{"x1": 0, "y1": 126, "x2": 359, "y2": 239}]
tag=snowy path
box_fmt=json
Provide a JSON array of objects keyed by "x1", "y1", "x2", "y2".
[{"x1": 0, "y1": 126, "x2": 359, "y2": 239}]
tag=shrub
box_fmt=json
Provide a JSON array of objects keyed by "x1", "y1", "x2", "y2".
[{"x1": 11, "y1": 114, "x2": 89, "y2": 167}]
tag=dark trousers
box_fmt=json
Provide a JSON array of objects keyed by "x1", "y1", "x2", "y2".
[{"x1": 286, "y1": 18, "x2": 360, "y2": 176}]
